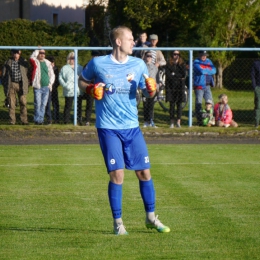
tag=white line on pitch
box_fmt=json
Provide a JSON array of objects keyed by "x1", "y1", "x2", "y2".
[{"x1": 0, "y1": 162, "x2": 259, "y2": 167}]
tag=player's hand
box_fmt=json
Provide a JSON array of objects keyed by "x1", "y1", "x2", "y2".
[
  {"x1": 143, "y1": 74, "x2": 156, "y2": 97},
  {"x1": 86, "y1": 82, "x2": 105, "y2": 100}
]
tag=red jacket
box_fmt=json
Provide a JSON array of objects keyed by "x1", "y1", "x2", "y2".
[{"x1": 214, "y1": 103, "x2": 233, "y2": 124}]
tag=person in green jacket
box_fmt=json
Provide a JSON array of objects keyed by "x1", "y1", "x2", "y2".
[{"x1": 200, "y1": 99, "x2": 215, "y2": 126}]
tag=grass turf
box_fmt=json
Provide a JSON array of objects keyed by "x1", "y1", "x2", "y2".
[{"x1": 0, "y1": 144, "x2": 260, "y2": 259}]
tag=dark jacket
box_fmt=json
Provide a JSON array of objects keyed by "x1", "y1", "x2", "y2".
[
  {"x1": 251, "y1": 60, "x2": 260, "y2": 89},
  {"x1": 2, "y1": 57, "x2": 29, "y2": 96},
  {"x1": 164, "y1": 61, "x2": 186, "y2": 102}
]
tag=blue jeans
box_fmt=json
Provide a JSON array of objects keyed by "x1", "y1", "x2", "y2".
[
  {"x1": 194, "y1": 86, "x2": 213, "y2": 124},
  {"x1": 34, "y1": 87, "x2": 49, "y2": 123}
]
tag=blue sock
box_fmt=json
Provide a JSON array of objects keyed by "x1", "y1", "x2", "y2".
[
  {"x1": 139, "y1": 179, "x2": 155, "y2": 212},
  {"x1": 108, "y1": 181, "x2": 122, "y2": 219}
]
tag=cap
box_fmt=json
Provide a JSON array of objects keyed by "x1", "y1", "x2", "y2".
[
  {"x1": 199, "y1": 50, "x2": 208, "y2": 56},
  {"x1": 91, "y1": 50, "x2": 100, "y2": 56},
  {"x1": 149, "y1": 34, "x2": 158, "y2": 40},
  {"x1": 11, "y1": 49, "x2": 20, "y2": 54},
  {"x1": 205, "y1": 99, "x2": 213, "y2": 105}
]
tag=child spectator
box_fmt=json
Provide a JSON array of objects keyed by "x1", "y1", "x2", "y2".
[
  {"x1": 214, "y1": 94, "x2": 238, "y2": 127},
  {"x1": 200, "y1": 99, "x2": 215, "y2": 126}
]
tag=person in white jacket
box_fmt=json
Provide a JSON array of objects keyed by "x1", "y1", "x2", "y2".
[
  {"x1": 59, "y1": 52, "x2": 83, "y2": 124},
  {"x1": 30, "y1": 49, "x2": 55, "y2": 125}
]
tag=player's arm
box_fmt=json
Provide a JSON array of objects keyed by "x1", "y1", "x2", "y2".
[
  {"x1": 142, "y1": 74, "x2": 156, "y2": 98},
  {"x1": 78, "y1": 75, "x2": 105, "y2": 100}
]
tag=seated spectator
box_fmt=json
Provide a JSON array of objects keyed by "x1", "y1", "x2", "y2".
[
  {"x1": 200, "y1": 99, "x2": 215, "y2": 127},
  {"x1": 214, "y1": 94, "x2": 238, "y2": 127}
]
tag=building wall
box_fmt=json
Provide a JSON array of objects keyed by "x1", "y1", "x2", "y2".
[{"x1": 0, "y1": 0, "x2": 85, "y2": 26}]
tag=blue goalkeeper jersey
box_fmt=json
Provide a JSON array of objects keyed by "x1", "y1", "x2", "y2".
[{"x1": 81, "y1": 54, "x2": 148, "y2": 129}]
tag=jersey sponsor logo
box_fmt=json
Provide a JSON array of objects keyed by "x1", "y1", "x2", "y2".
[
  {"x1": 105, "y1": 83, "x2": 116, "y2": 95},
  {"x1": 126, "y1": 73, "x2": 134, "y2": 82}
]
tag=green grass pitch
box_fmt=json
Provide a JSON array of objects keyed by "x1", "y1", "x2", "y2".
[{"x1": 0, "y1": 144, "x2": 260, "y2": 259}]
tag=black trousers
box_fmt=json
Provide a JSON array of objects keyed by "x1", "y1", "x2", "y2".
[
  {"x1": 63, "y1": 96, "x2": 74, "y2": 124},
  {"x1": 77, "y1": 93, "x2": 94, "y2": 123}
]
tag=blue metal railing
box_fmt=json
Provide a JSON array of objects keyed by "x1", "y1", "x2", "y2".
[{"x1": 1, "y1": 46, "x2": 260, "y2": 126}]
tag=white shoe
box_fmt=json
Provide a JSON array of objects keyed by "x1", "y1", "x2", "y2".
[
  {"x1": 176, "y1": 123, "x2": 181, "y2": 128},
  {"x1": 143, "y1": 122, "x2": 149, "y2": 128},
  {"x1": 150, "y1": 120, "x2": 158, "y2": 128},
  {"x1": 114, "y1": 222, "x2": 128, "y2": 235},
  {"x1": 146, "y1": 215, "x2": 170, "y2": 233},
  {"x1": 170, "y1": 123, "x2": 174, "y2": 128},
  {"x1": 224, "y1": 124, "x2": 230, "y2": 128}
]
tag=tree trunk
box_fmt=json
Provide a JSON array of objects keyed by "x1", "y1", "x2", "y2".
[{"x1": 216, "y1": 64, "x2": 223, "y2": 88}]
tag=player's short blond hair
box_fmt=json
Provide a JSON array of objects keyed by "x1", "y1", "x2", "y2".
[{"x1": 109, "y1": 26, "x2": 132, "y2": 47}]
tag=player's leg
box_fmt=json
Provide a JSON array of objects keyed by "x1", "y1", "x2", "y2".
[
  {"x1": 97, "y1": 128, "x2": 128, "y2": 235},
  {"x1": 135, "y1": 169, "x2": 170, "y2": 233},
  {"x1": 120, "y1": 127, "x2": 170, "y2": 233}
]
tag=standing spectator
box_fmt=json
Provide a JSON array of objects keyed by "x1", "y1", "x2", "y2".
[
  {"x1": 77, "y1": 50, "x2": 100, "y2": 126},
  {"x1": 142, "y1": 50, "x2": 159, "y2": 128},
  {"x1": 59, "y1": 52, "x2": 83, "y2": 124},
  {"x1": 164, "y1": 50, "x2": 186, "y2": 128},
  {"x1": 133, "y1": 31, "x2": 150, "y2": 59},
  {"x1": 251, "y1": 60, "x2": 260, "y2": 128},
  {"x1": 214, "y1": 94, "x2": 238, "y2": 128},
  {"x1": 78, "y1": 25, "x2": 170, "y2": 235},
  {"x1": 45, "y1": 56, "x2": 60, "y2": 124},
  {"x1": 2, "y1": 49, "x2": 29, "y2": 125},
  {"x1": 30, "y1": 49, "x2": 55, "y2": 125},
  {"x1": 149, "y1": 34, "x2": 166, "y2": 68},
  {"x1": 193, "y1": 51, "x2": 216, "y2": 126}
]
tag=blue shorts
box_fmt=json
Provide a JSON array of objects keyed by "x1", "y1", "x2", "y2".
[{"x1": 97, "y1": 127, "x2": 151, "y2": 173}]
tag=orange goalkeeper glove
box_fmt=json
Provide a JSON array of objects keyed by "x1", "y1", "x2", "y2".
[
  {"x1": 86, "y1": 82, "x2": 105, "y2": 100},
  {"x1": 143, "y1": 74, "x2": 156, "y2": 97}
]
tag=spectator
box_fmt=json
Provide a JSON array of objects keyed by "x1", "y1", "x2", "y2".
[
  {"x1": 30, "y1": 48, "x2": 55, "y2": 125},
  {"x1": 200, "y1": 99, "x2": 215, "y2": 127},
  {"x1": 142, "y1": 50, "x2": 160, "y2": 128},
  {"x1": 164, "y1": 50, "x2": 186, "y2": 128},
  {"x1": 214, "y1": 94, "x2": 238, "y2": 127},
  {"x1": 2, "y1": 49, "x2": 29, "y2": 125},
  {"x1": 59, "y1": 52, "x2": 83, "y2": 124},
  {"x1": 78, "y1": 25, "x2": 170, "y2": 235},
  {"x1": 45, "y1": 56, "x2": 60, "y2": 124},
  {"x1": 77, "y1": 50, "x2": 100, "y2": 126},
  {"x1": 193, "y1": 50, "x2": 216, "y2": 126},
  {"x1": 149, "y1": 34, "x2": 166, "y2": 68},
  {"x1": 133, "y1": 31, "x2": 150, "y2": 59},
  {"x1": 251, "y1": 60, "x2": 260, "y2": 128}
]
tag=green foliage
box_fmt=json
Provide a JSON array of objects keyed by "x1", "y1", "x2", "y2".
[{"x1": 0, "y1": 19, "x2": 90, "y2": 69}]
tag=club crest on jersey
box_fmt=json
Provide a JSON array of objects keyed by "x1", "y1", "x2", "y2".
[
  {"x1": 126, "y1": 73, "x2": 134, "y2": 82},
  {"x1": 105, "y1": 83, "x2": 116, "y2": 95}
]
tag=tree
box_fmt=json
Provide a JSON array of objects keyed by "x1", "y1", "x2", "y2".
[
  {"x1": 194, "y1": 0, "x2": 260, "y2": 88},
  {"x1": 0, "y1": 19, "x2": 90, "y2": 69}
]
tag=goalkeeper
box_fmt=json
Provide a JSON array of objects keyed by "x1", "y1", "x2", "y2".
[{"x1": 78, "y1": 25, "x2": 170, "y2": 235}]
